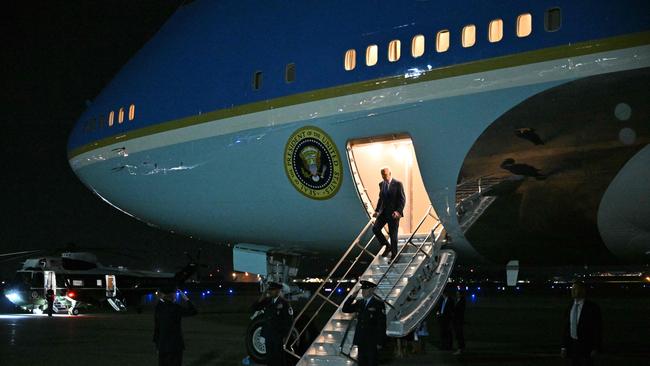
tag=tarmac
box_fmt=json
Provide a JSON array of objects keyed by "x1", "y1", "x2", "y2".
[{"x1": 1, "y1": 286, "x2": 648, "y2": 366}]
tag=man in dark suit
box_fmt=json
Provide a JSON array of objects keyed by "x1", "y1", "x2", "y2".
[
  {"x1": 342, "y1": 280, "x2": 386, "y2": 366},
  {"x1": 451, "y1": 290, "x2": 466, "y2": 355},
  {"x1": 435, "y1": 287, "x2": 454, "y2": 350},
  {"x1": 45, "y1": 288, "x2": 55, "y2": 317},
  {"x1": 153, "y1": 286, "x2": 198, "y2": 366},
  {"x1": 561, "y1": 281, "x2": 602, "y2": 366},
  {"x1": 372, "y1": 167, "x2": 406, "y2": 260},
  {"x1": 251, "y1": 281, "x2": 293, "y2": 366}
]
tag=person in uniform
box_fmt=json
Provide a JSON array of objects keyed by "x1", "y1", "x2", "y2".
[
  {"x1": 561, "y1": 281, "x2": 602, "y2": 366},
  {"x1": 342, "y1": 280, "x2": 387, "y2": 366},
  {"x1": 45, "y1": 288, "x2": 55, "y2": 317},
  {"x1": 153, "y1": 286, "x2": 198, "y2": 366},
  {"x1": 451, "y1": 290, "x2": 466, "y2": 355},
  {"x1": 372, "y1": 167, "x2": 406, "y2": 260},
  {"x1": 435, "y1": 287, "x2": 454, "y2": 350},
  {"x1": 251, "y1": 281, "x2": 293, "y2": 366}
]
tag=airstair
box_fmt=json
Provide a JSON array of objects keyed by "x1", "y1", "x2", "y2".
[
  {"x1": 456, "y1": 175, "x2": 522, "y2": 232},
  {"x1": 285, "y1": 206, "x2": 455, "y2": 365}
]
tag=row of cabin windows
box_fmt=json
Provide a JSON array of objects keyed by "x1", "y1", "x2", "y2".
[
  {"x1": 344, "y1": 8, "x2": 561, "y2": 71},
  {"x1": 252, "y1": 63, "x2": 296, "y2": 91},
  {"x1": 108, "y1": 104, "x2": 136, "y2": 126},
  {"x1": 82, "y1": 104, "x2": 136, "y2": 133}
]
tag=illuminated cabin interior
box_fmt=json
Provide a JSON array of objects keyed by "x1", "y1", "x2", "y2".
[{"x1": 347, "y1": 135, "x2": 437, "y2": 235}]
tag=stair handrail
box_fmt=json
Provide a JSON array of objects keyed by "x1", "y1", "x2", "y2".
[
  {"x1": 284, "y1": 218, "x2": 378, "y2": 358},
  {"x1": 378, "y1": 221, "x2": 444, "y2": 308},
  {"x1": 372, "y1": 205, "x2": 439, "y2": 303}
]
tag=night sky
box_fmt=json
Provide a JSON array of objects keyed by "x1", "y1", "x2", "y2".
[{"x1": 2, "y1": 1, "x2": 231, "y2": 278}]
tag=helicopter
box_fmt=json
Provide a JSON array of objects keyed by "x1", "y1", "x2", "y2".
[{"x1": 2, "y1": 249, "x2": 198, "y2": 315}]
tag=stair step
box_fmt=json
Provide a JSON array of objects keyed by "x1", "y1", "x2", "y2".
[{"x1": 300, "y1": 355, "x2": 356, "y2": 366}]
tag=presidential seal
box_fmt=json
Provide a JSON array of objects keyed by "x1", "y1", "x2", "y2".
[{"x1": 284, "y1": 126, "x2": 343, "y2": 200}]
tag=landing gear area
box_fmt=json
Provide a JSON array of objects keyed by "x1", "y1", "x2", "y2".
[{"x1": 234, "y1": 247, "x2": 315, "y2": 365}]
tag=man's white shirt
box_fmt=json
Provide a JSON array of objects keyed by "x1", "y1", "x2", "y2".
[{"x1": 570, "y1": 299, "x2": 585, "y2": 340}]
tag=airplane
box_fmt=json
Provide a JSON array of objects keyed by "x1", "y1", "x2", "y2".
[
  {"x1": 2, "y1": 251, "x2": 197, "y2": 315},
  {"x1": 64, "y1": 0, "x2": 649, "y2": 363}
]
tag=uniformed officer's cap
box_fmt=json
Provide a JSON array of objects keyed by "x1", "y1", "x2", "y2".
[
  {"x1": 360, "y1": 280, "x2": 377, "y2": 289},
  {"x1": 268, "y1": 281, "x2": 283, "y2": 290}
]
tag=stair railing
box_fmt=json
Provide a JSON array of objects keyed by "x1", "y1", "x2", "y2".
[{"x1": 284, "y1": 218, "x2": 380, "y2": 359}]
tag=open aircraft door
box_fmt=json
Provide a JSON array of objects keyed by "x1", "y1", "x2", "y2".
[
  {"x1": 346, "y1": 134, "x2": 437, "y2": 235},
  {"x1": 105, "y1": 274, "x2": 117, "y2": 298},
  {"x1": 105, "y1": 274, "x2": 126, "y2": 311}
]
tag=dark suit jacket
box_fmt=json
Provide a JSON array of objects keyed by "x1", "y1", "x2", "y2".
[
  {"x1": 153, "y1": 299, "x2": 198, "y2": 353},
  {"x1": 452, "y1": 296, "x2": 466, "y2": 325},
  {"x1": 561, "y1": 299, "x2": 602, "y2": 352},
  {"x1": 436, "y1": 295, "x2": 454, "y2": 325},
  {"x1": 342, "y1": 295, "x2": 386, "y2": 347},
  {"x1": 375, "y1": 179, "x2": 406, "y2": 217}
]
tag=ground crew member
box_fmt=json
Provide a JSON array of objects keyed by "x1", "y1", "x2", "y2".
[
  {"x1": 153, "y1": 286, "x2": 198, "y2": 366},
  {"x1": 251, "y1": 281, "x2": 293, "y2": 366},
  {"x1": 45, "y1": 288, "x2": 55, "y2": 317},
  {"x1": 342, "y1": 280, "x2": 387, "y2": 366}
]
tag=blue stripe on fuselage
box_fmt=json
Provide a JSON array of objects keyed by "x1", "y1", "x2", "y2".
[{"x1": 68, "y1": 0, "x2": 650, "y2": 152}]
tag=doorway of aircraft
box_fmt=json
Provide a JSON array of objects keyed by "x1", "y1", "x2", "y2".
[{"x1": 347, "y1": 135, "x2": 436, "y2": 235}]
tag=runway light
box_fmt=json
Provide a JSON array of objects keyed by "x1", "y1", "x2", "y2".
[
  {"x1": 645, "y1": 276, "x2": 650, "y2": 282},
  {"x1": 228, "y1": 289, "x2": 234, "y2": 294},
  {"x1": 184, "y1": 290, "x2": 188, "y2": 295},
  {"x1": 336, "y1": 288, "x2": 343, "y2": 294},
  {"x1": 206, "y1": 290, "x2": 211, "y2": 295}
]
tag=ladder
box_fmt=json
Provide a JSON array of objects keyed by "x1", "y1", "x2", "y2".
[{"x1": 285, "y1": 206, "x2": 455, "y2": 365}]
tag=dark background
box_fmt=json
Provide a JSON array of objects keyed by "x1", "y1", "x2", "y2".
[{"x1": 1, "y1": 1, "x2": 232, "y2": 277}]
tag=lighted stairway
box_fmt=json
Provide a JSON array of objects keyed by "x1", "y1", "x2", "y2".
[{"x1": 285, "y1": 206, "x2": 455, "y2": 365}]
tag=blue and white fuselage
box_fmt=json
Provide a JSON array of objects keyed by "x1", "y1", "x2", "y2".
[{"x1": 68, "y1": 0, "x2": 650, "y2": 265}]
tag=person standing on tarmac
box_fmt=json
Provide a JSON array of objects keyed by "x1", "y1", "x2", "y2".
[
  {"x1": 342, "y1": 280, "x2": 387, "y2": 366},
  {"x1": 153, "y1": 286, "x2": 198, "y2": 366},
  {"x1": 45, "y1": 288, "x2": 55, "y2": 317},
  {"x1": 251, "y1": 281, "x2": 293, "y2": 366}
]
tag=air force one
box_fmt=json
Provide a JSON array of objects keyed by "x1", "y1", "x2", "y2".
[{"x1": 66, "y1": 0, "x2": 649, "y2": 361}]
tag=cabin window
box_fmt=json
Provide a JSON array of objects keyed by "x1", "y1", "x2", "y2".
[
  {"x1": 344, "y1": 49, "x2": 356, "y2": 71},
  {"x1": 128, "y1": 104, "x2": 136, "y2": 121},
  {"x1": 253, "y1": 71, "x2": 263, "y2": 90},
  {"x1": 366, "y1": 44, "x2": 378, "y2": 66},
  {"x1": 436, "y1": 30, "x2": 450, "y2": 52},
  {"x1": 411, "y1": 35, "x2": 425, "y2": 58},
  {"x1": 96, "y1": 279, "x2": 102, "y2": 286},
  {"x1": 462, "y1": 25, "x2": 476, "y2": 48},
  {"x1": 108, "y1": 111, "x2": 114, "y2": 127},
  {"x1": 285, "y1": 63, "x2": 296, "y2": 83},
  {"x1": 545, "y1": 7, "x2": 561, "y2": 32},
  {"x1": 118, "y1": 107, "x2": 125, "y2": 124},
  {"x1": 517, "y1": 13, "x2": 532, "y2": 37},
  {"x1": 72, "y1": 280, "x2": 83, "y2": 286},
  {"x1": 489, "y1": 19, "x2": 504, "y2": 43},
  {"x1": 388, "y1": 40, "x2": 401, "y2": 62}
]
